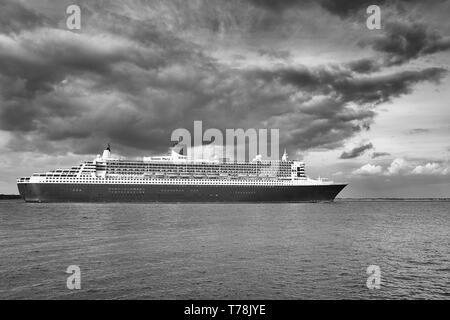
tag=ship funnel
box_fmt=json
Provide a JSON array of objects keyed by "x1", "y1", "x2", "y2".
[{"x1": 102, "y1": 143, "x2": 111, "y2": 159}]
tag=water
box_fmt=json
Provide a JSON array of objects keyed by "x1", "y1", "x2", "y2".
[{"x1": 0, "y1": 200, "x2": 448, "y2": 299}]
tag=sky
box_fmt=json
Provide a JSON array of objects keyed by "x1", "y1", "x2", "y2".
[{"x1": 0, "y1": 0, "x2": 449, "y2": 197}]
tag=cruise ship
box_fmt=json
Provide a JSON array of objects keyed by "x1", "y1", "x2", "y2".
[{"x1": 17, "y1": 145, "x2": 347, "y2": 202}]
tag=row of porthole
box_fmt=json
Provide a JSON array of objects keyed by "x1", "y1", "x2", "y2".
[
  {"x1": 70, "y1": 188, "x2": 278, "y2": 194},
  {"x1": 41, "y1": 180, "x2": 292, "y2": 185},
  {"x1": 44, "y1": 178, "x2": 292, "y2": 182},
  {"x1": 43, "y1": 178, "x2": 289, "y2": 183}
]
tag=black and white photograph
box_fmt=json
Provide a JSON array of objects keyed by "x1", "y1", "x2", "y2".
[{"x1": 0, "y1": 0, "x2": 449, "y2": 307}]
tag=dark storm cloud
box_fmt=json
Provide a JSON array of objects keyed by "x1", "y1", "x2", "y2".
[
  {"x1": 250, "y1": 66, "x2": 447, "y2": 106},
  {"x1": 347, "y1": 58, "x2": 381, "y2": 73},
  {"x1": 344, "y1": 20, "x2": 450, "y2": 74},
  {"x1": 0, "y1": 0, "x2": 448, "y2": 158},
  {"x1": 317, "y1": 0, "x2": 443, "y2": 18},
  {"x1": 0, "y1": 18, "x2": 227, "y2": 154},
  {"x1": 0, "y1": 0, "x2": 48, "y2": 33},
  {"x1": 246, "y1": 1, "x2": 450, "y2": 70},
  {"x1": 0, "y1": 26, "x2": 446, "y2": 155},
  {"x1": 246, "y1": 0, "x2": 371, "y2": 16},
  {"x1": 334, "y1": 68, "x2": 447, "y2": 105},
  {"x1": 339, "y1": 142, "x2": 373, "y2": 159},
  {"x1": 362, "y1": 21, "x2": 450, "y2": 67},
  {"x1": 372, "y1": 151, "x2": 391, "y2": 158},
  {"x1": 0, "y1": 30, "x2": 149, "y2": 129},
  {"x1": 245, "y1": 0, "x2": 301, "y2": 12},
  {"x1": 241, "y1": 64, "x2": 446, "y2": 150},
  {"x1": 318, "y1": 0, "x2": 382, "y2": 17},
  {"x1": 246, "y1": 0, "x2": 426, "y2": 18}
]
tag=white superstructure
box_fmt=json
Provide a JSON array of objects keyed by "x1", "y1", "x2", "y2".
[{"x1": 17, "y1": 145, "x2": 336, "y2": 187}]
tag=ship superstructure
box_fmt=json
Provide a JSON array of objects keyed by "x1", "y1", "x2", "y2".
[{"x1": 17, "y1": 145, "x2": 346, "y2": 202}]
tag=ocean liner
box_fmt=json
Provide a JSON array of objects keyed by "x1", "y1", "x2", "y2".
[{"x1": 17, "y1": 145, "x2": 346, "y2": 202}]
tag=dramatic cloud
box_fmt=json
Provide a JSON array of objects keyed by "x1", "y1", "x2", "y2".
[
  {"x1": 251, "y1": 66, "x2": 447, "y2": 106},
  {"x1": 0, "y1": 1, "x2": 448, "y2": 158},
  {"x1": 362, "y1": 20, "x2": 450, "y2": 67},
  {"x1": 340, "y1": 142, "x2": 373, "y2": 159},
  {"x1": 2, "y1": 21, "x2": 445, "y2": 155},
  {"x1": 247, "y1": 0, "x2": 438, "y2": 19},
  {"x1": 347, "y1": 58, "x2": 382, "y2": 74},
  {"x1": 0, "y1": 0, "x2": 449, "y2": 197},
  {"x1": 0, "y1": 0, "x2": 48, "y2": 33},
  {"x1": 318, "y1": 0, "x2": 385, "y2": 18}
]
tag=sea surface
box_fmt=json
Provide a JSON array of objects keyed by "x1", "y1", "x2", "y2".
[{"x1": 0, "y1": 200, "x2": 448, "y2": 299}]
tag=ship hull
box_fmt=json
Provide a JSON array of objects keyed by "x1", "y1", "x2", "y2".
[{"x1": 18, "y1": 183, "x2": 346, "y2": 203}]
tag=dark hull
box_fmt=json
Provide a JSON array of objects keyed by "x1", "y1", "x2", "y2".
[{"x1": 17, "y1": 183, "x2": 347, "y2": 203}]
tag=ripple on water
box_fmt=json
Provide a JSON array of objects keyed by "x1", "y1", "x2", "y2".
[{"x1": 0, "y1": 200, "x2": 449, "y2": 299}]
